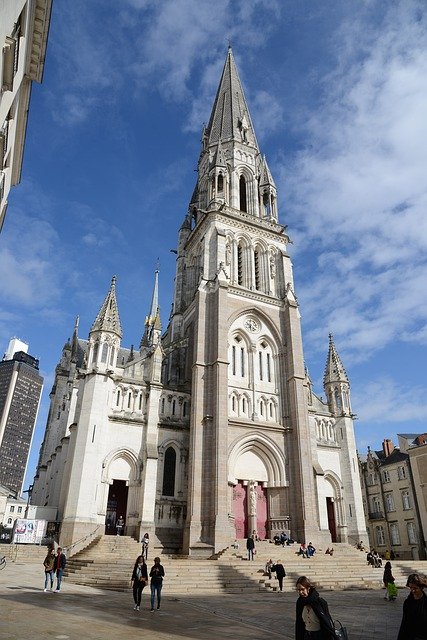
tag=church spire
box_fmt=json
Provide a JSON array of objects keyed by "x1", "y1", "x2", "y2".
[
  {"x1": 323, "y1": 333, "x2": 349, "y2": 385},
  {"x1": 205, "y1": 46, "x2": 259, "y2": 150},
  {"x1": 71, "y1": 315, "x2": 80, "y2": 362},
  {"x1": 90, "y1": 276, "x2": 122, "y2": 338},
  {"x1": 323, "y1": 334, "x2": 351, "y2": 416},
  {"x1": 140, "y1": 268, "x2": 162, "y2": 349}
]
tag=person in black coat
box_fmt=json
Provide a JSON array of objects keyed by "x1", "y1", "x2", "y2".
[
  {"x1": 272, "y1": 561, "x2": 286, "y2": 591},
  {"x1": 131, "y1": 555, "x2": 148, "y2": 611},
  {"x1": 295, "y1": 576, "x2": 336, "y2": 640},
  {"x1": 397, "y1": 573, "x2": 427, "y2": 640},
  {"x1": 246, "y1": 535, "x2": 255, "y2": 560},
  {"x1": 53, "y1": 547, "x2": 67, "y2": 592}
]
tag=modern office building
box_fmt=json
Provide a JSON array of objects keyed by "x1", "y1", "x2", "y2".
[
  {"x1": 31, "y1": 49, "x2": 367, "y2": 555},
  {"x1": 0, "y1": 0, "x2": 52, "y2": 231},
  {"x1": 0, "y1": 340, "x2": 43, "y2": 495}
]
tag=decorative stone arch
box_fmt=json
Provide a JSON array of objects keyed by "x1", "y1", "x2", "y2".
[
  {"x1": 228, "y1": 433, "x2": 287, "y2": 488},
  {"x1": 323, "y1": 469, "x2": 346, "y2": 541},
  {"x1": 228, "y1": 306, "x2": 282, "y2": 348},
  {"x1": 101, "y1": 448, "x2": 140, "y2": 484},
  {"x1": 235, "y1": 165, "x2": 257, "y2": 215},
  {"x1": 158, "y1": 439, "x2": 187, "y2": 499}
]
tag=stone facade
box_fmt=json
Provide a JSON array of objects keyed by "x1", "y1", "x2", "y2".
[
  {"x1": 359, "y1": 437, "x2": 425, "y2": 560},
  {"x1": 31, "y1": 49, "x2": 367, "y2": 556}
]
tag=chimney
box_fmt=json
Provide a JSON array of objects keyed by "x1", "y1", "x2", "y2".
[{"x1": 382, "y1": 439, "x2": 394, "y2": 457}]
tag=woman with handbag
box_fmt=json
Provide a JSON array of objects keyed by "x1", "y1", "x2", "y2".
[
  {"x1": 383, "y1": 561, "x2": 397, "y2": 601},
  {"x1": 397, "y1": 573, "x2": 427, "y2": 640},
  {"x1": 295, "y1": 576, "x2": 337, "y2": 640},
  {"x1": 131, "y1": 555, "x2": 148, "y2": 611}
]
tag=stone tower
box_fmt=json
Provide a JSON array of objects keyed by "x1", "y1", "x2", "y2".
[{"x1": 162, "y1": 48, "x2": 323, "y2": 555}]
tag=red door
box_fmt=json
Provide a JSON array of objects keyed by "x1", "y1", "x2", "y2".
[
  {"x1": 256, "y1": 484, "x2": 268, "y2": 539},
  {"x1": 327, "y1": 497, "x2": 337, "y2": 542},
  {"x1": 233, "y1": 481, "x2": 247, "y2": 538}
]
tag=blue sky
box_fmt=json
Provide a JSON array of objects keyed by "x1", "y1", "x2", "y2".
[{"x1": 1, "y1": 0, "x2": 426, "y2": 494}]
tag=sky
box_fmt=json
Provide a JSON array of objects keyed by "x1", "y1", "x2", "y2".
[{"x1": 1, "y1": 0, "x2": 426, "y2": 495}]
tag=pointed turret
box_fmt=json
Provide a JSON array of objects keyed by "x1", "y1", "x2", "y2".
[
  {"x1": 71, "y1": 316, "x2": 79, "y2": 363},
  {"x1": 323, "y1": 334, "x2": 351, "y2": 416},
  {"x1": 205, "y1": 47, "x2": 259, "y2": 150},
  {"x1": 88, "y1": 276, "x2": 122, "y2": 371},
  {"x1": 259, "y1": 155, "x2": 278, "y2": 220},
  {"x1": 90, "y1": 276, "x2": 123, "y2": 338},
  {"x1": 323, "y1": 334, "x2": 349, "y2": 386},
  {"x1": 140, "y1": 269, "x2": 162, "y2": 349}
]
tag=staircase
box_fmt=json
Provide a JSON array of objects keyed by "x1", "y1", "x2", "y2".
[{"x1": 64, "y1": 536, "x2": 427, "y2": 594}]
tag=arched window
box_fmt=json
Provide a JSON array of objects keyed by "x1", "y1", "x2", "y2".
[
  {"x1": 92, "y1": 342, "x2": 99, "y2": 365},
  {"x1": 101, "y1": 342, "x2": 109, "y2": 363},
  {"x1": 182, "y1": 401, "x2": 187, "y2": 417},
  {"x1": 109, "y1": 347, "x2": 115, "y2": 366},
  {"x1": 239, "y1": 175, "x2": 247, "y2": 212},
  {"x1": 162, "y1": 447, "x2": 176, "y2": 497},
  {"x1": 334, "y1": 389, "x2": 342, "y2": 411},
  {"x1": 254, "y1": 247, "x2": 261, "y2": 290},
  {"x1": 161, "y1": 397, "x2": 165, "y2": 413},
  {"x1": 138, "y1": 393, "x2": 143, "y2": 411},
  {"x1": 116, "y1": 389, "x2": 121, "y2": 407},
  {"x1": 127, "y1": 392, "x2": 132, "y2": 409},
  {"x1": 263, "y1": 191, "x2": 271, "y2": 216},
  {"x1": 218, "y1": 173, "x2": 224, "y2": 193},
  {"x1": 237, "y1": 243, "x2": 243, "y2": 285},
  {"x1": 172, "y1": 399, "x2": 176, "y2": 416}
]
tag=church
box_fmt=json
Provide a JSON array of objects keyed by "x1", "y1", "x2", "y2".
[{"x1": 31, "y1": 48, "x2": 367, "y2": 556}]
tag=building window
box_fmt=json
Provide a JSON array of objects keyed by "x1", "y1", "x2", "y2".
[
  {"x1": 383, "y1": 470, "x2": 391, "y2": 483},
  {"x1": 217, "y1": 173, "x2": 223, "y2": 193},
  {"x1": 390, "y1": 523, "x2": 400, "y2": 545},
  {"x1": 172, "y1": 399, "x2": 176, "y2": 415},
  {"x1": 402, "y1": 490, "x2": 411, "y2": 510},
  {"x1": 10, "y1": 505, "x2": 14, "y2": 513},
  {"x1": 237, "y1": 243, "x2": 243, "y2": 285},
  {"x1": 385, "y1": 493, "x2": 395, "y2": 512},
  {"x1": 161, "y1": 397, "x2": 165, "y2": 413},
  {"x1": 7, "y1": 518, "x2": 12, "y2": 525},
  {"x1": 397, "y1": 466, "x2": 406, "y2": 480},
  {"x1": 266, "y1": 353, "x2": 271, "y2": 382},
  {"x1": 258, "y1": 351, "x2": 263, "y2": 380},
  {"x1": 182, "y1": 401, "x2": 187, "y2": 417},
  {"x1": 254, "y1": 247, "x2": 261, "y2": 290},
  {"x1": 17, "y1": 506, "x2": 22, "y2": 513},
  {"x1": 232, "y1": 346, "x2": 236, "y2": 375},
  {"x1": 376, "y1": 525, "x2": 385, "y2": 546},
  {"x1": 239, "y1": 175, "x2": 247, "y2": 212},
  {"x1": 372, "y1": 496, "x2": 381, "y2": 513},
  {"x1": 101, "y1": 342, "x2": 108, "y2": 363},
  {"x1": 162, "y1": 447, "x2": 176, "y2": 497},
  {"x1": 116, "y1": 389, "x2": 121, "y2": 407},
  {"x1": 407, "y1": 522, "x2": 417, "y2": 544}
]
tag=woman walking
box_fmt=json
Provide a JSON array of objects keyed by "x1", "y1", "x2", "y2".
[
  {"x1": 383, "y1": 561, "x2": 397, "y2": 601},
  {"x1": 295, "y1": 576, "x2": 336, "y2": 640},
  {"x1": 43, "y1": 548, "x2": 55, "y2": 592},
  {"x1": 397, "y1": 573, "x2": 427, "y2": 640},
  {"x1": 149, "y1": 556, "x2": 165, "y2": 611},
  {"x1": 131, "y1": 555, "x2": 148, "y2": 611}
]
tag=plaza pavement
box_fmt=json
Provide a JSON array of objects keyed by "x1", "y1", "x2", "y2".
[{"x1": 0, "y1": 560, "x2": 404, "y2": 639}]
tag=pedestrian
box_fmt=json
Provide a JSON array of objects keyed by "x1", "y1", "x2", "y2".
[
  {"x1": 116, "y1": 515, "x2": 125, "y2": 536},
  {"x1": 131, "y1": 555, "x2": 148, "y2": 611},
  {"x1": 383, "y1": 561, "x2": 397, "y2": 601},
  {"x1": 52, "y1": 547, "x2": 66, "y2": 592},
  {"x1": 149, "y1": 556, "x2": 165, "y2": 611},
  {"x1": 265, "y1": 558, "x2": 274, "y2": 579},
  {"x1": 397, "y1": 573, "x2": 427, "y2": 640},
  {"x1": 272, "y1": 560, "x2": 286, "y2": 591},
  {"x1": 295, "y1": 575, "x2": 336, "y2": 639},
  {"x1": 246, "y1": 535, "x2": 255, "y2": 560},
  {"x1": 43, "y1": 548, "x2": 55, "y2": 592},
  {"x1": 141, "y1": 532, "x2": 149, "y2": 559}
]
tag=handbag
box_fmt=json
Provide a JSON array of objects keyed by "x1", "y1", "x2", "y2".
[
  {"x1": 387, "y1": 582, "x2": 398, "y2": 598},
  {"x1": 334, "y1": 620, "x2": 349, "y2": 640}
]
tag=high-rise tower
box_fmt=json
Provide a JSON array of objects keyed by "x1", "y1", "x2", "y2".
[{"x1": 0, "y1": 341, "x2": 43, "y2": 495}]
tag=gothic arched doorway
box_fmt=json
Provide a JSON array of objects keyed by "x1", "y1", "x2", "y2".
[{"x1": 105, "y1": 479, "x2": 128, "y2": 535}]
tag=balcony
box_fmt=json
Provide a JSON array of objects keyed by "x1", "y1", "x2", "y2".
[{"x1": 368, "y1": 511, "x2": 385, "y2": 520}]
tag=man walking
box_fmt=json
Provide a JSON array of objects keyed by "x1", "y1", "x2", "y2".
[{"x1": 53, "y1": 547, "x2": 66, "y2": 592}]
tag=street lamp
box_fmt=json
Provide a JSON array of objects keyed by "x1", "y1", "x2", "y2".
[{"x1": 23, "y1": 484, "x2": 33, "y2": 519}]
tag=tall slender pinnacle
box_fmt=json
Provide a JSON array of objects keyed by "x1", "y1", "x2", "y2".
[
  {"x1": 90, "y1": 276, "x2": 123, "y2": 338},
  {"x1": 140, "y1": 269, "x2": 162, "y2": 349},
  {"x1": 323, "y1": 333, "x2": 349, "y2": 385},
  {"x1": 205, "y1": 47, "x2": 259, "y2": 150}
]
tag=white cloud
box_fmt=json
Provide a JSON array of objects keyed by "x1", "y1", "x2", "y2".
[
  {"x1": 352, "y1": 376, "x2": 427, "y2": 424},
  {"x1": 283, "y1": 1, "x2": 427, "y2": 360}
]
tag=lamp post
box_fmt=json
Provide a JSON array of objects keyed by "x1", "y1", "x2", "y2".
[{"x1": 23, "y1": 484, "x2": 33, "y2": 519}]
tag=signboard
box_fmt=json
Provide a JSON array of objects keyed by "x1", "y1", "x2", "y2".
[{"x1": 12, "y1": 519, "x2": 46, "y2": 544}]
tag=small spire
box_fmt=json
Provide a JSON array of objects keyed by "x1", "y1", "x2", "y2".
[
  {"x1": 140, "y1": 269, "x2": 162, "y2": 349},
  {"x1": 323, "y1": 334, "x2": 349, "y2": 386},
  {"x1": 259, "y1": 155, "x2": 276, "y2": 188},
  {"x1": 90, "y1": 276, "x2": 123, "y2": 338},
  {"x1": 71, "y1": 315, "x2": 80, "y2": 362}
]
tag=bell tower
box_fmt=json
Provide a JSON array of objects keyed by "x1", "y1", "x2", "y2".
[{"x1": 163, "y1": 48, "x2": 323, "y2": 555}]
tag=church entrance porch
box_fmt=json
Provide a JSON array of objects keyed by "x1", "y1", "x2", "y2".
[
  {"x1": 232, "y1": 480, "x2": 268, "y2": 540},
  {"x1": 105, "y1": 480, "x2": 128, "y2": 535}
]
